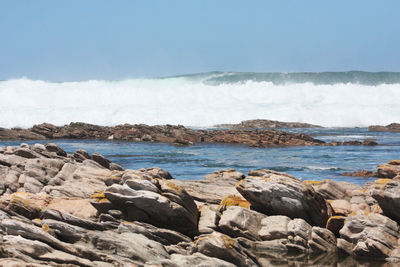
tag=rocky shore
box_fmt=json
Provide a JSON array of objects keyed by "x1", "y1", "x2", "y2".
[
  {"x1": 0, "y1": 122, "x2": 377, "y2": 148},
  {"x1": 1, "y1": 143, "x2": 400, "y2": 266},
  {"x1": 214, "y1": 119, "x2": 322, "y2": 129}
]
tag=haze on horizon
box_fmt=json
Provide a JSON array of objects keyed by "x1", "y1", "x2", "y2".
[{"x1": 1, "y1": 0, "x2": 399, "y2": 81}]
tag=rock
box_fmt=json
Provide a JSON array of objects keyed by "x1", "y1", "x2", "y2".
[
  {"x1": 236, "y1": 170, "x2": 332, "y2": 227},
  {"x1": 197, "y1": 204, "x2": 219, "y2": 234},
  {"x1": 326, "y1": 215, "x2": 346, "y2": 237},
  {"x1": 175, "y1": 180, "x2": 239, "y2": 204},
  {"x1": 191, "y1": 232, "x2": 259, "y2": 266},
  {"x1": 91, "y1": 153, "x2": 110, "y2": 169},
  {"x1": 329, "y1": 199, "x2": 352, "y2": 215},
  {"x1": 151, "y1": 252, "x2": 236, "y2": 267},
  {"x1": 218, "y1": 206, "x2": 266, "y2": 241},
  {"x1": 205, "y1": 169, "x2": 245, "y2": 185},
  {"x1": 102, "y1": 181, "x2": 198, "y2": 234},
  {"x1": 371, "y1": 178, "x2": 400, "y2": 223},
  {"x1": 214, "y1": 119, "x2": 322, "y2": 129},
  {"x1": 368, "y1": 123, "x2": 400, "y2": 132},
  {"x1": 44, "y1": 143, "x2": 67, "y2": 157},
  {"x1": 377, "y1": 160, "x2": 400, "y2": 178},
  {"x1": 338, "y1": 212, "x2": 399, "y2": 259},
  {"x1": 13, "y1": 148, "x2": 39, "y2": 159},
  {"x1": 342, "y1": 170, "x2": 378, "y2": 177},
  {"x1": 308, "y1": 227, "x2": 337, "y2": 253},
  {"x1": 258, "y1": 215, "x2": 291, "y2": 241}
]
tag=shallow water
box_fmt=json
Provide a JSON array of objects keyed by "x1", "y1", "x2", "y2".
[{"x1": 1, "y1": 128, "x2": 399, "y2": 185}]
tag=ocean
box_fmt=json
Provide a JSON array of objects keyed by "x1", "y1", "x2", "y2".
[
  {"x1": 1, "y1": 71, "x2": 399, "y2": 184},
  {"x1": 1, "y1": 71, "x2": 400, "y2": 128}
]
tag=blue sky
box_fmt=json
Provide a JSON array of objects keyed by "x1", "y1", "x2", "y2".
[{"x1": 1, "y1": 0, "x2": 399, "y2": 81}]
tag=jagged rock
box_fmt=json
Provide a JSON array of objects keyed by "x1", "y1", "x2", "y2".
[
  {"x1": 44, "y1": 143, "x2": 67, "y2": 157},
  {"x1": 338, "y1": 212, "x2": 400, "y2": 259},
  {"x1": 101, "y1": 180, "x2": 198, "y2": 234},
  {"x1": 371, "y1": 178, "x2": 400, "y2": 223},
  {"x1": 91, "y1": 152, "x2": 110, "y2": 169},
  {"x1": 218, "y1": 206, "x2": 266, "y2": 241},
  {"x1": 329, "y1": 199, "x2": 352, "y2": 215},
  {"x1": 308, "y1": 227, "x2": 337, "y2": 253},
  {"x1": 191, "y1": 232, "x2": 259, "y2": 266},
  {"x1": 197, "y1": 204, "x2": 219, "y2": 234},
  {"x1": 377, "y1": 161, "x2": 400, "y2": 178},
  {"x1": 236, "y1": 170, "x2": 332, "y2": 227}
]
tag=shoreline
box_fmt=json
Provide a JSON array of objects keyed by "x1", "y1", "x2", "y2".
[
  {"x1": 0, "y1": 142, "x2": 399, "y2": 265},
  {"x1": 0, "y1": 122, "x2": 379, "y2": 148}
]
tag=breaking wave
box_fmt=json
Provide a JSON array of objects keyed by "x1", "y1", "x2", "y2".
[{"x1": 1, "y1": 71, "x2": 399, "y2": 128}]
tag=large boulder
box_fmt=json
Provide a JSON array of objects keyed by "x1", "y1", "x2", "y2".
[{"x1": 236, "y1": 170, "x2": 332, "y2": 227}]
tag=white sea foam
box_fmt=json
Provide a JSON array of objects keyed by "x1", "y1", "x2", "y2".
[{"x1": 0, "y1": 76, "x2": 399, "y2": 128}]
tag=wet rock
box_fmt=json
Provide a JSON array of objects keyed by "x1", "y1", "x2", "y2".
[{"x1": 236, "y1": 170, "x2": 332, "y2": 227}]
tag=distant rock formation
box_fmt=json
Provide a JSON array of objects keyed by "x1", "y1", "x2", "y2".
[
  {"x1": 0, "y1": 122, "x2": 376, "y2": 148},
  {"x1": 368, "y1": 123, "x2": 400, "y2": 132},
  {"x1": 214, "y1": 119, "x2": 322, "y2": 129}
]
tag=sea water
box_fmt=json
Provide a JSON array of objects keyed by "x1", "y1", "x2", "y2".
[{"x1": 1, "y1": 127, "x2": 399, "y2": 185}]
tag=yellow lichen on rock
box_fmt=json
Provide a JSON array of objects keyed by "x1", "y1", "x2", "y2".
[
  {"x1": 303, "y1": 180, "x2": 326, "y2": 186},
  {"x1": 42, "y1": 224, "x2": 51, "y2": 232},
  {"x1": 218, "y1": 195, "x2": 251, "y2": 210},
  {"x1": 375, "y1": 179, "x2": 392, "y2": 185},
  {"x1": 388, "y1": 160, "x2": 400, "y2": 166},
  {"x1": 90, "y1": 190, "x2": 107, "y2": 202}
]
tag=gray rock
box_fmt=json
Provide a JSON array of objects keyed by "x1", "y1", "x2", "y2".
[
  {"x1": 338, "y1": 212, "x2": 399, "y2": 259},
  {"x1": 45, "y1": 143, "x2": 67, "y2": 157},
  {"x1": 236, "y1": 171, "x2": 332, "y2": 227},
  {"x1": 371, "y1": 179, "x2": 400, "y2": 223}
]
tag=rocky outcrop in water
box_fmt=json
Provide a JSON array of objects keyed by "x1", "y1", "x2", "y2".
[
  {"x1": 369, "y1": 123, "x2": 400, "y2": 132},
  {"x1": 214, "y1": 119, "x2": 322, "y2": 129},
  {"x1": 1, "y1": 143, "x2": 400, "y2": 265},
  {"x1": 0, "y1": 122, "x2": 377, "y2": 148}
]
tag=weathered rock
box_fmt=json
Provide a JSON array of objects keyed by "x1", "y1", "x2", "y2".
[
  {"x1": 338, "y1": 212, "x2": 400, "y2": 259},
  {"x1": 308, "y1": 227, "x2": 337, "y2": 253},
  {"x1": 191, "y1": 232, "x2": 259, "y2": 266},
  {"x1": 377, "y1": 160, "x2": 400, "y2": 178},
  {"x1": 215, "y1": 119, "x2": 322, "y2": 129},
  {"x1": 369, "y1": 123, "x2": 400, "y2": 132},
  {"x1": 218, "y1": 206, "x2": 266, "y2": 241},
  {"x1": 44, "y1": 143, "x2": 67, "y2": 157},
  {"x1": 91, "y1": 152, "x2": 110, "y2": 169},
  {"x1": 197, "y1": 204, "x2": 219, "y2": 234},
  {"x1": 151, "y1": 252, "x2": 236, "y2": 267},
  {"x1": 236, "y1": 170, "x2": 332, "y2": 227},
  {"x1": 102, "y1": 181, "x2": 198, "y2": 234},
  {"x1": 205, "y1": 169, "x2": 245, "y2": 185},
  {"x1": 371, "y1": 178, "x2": 400, "y2": 223}
]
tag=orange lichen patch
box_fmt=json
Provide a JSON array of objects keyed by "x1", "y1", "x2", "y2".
[
  {"x1": 235, "y1": 179, "x2": 245, "y2": 188},
  {"x1": 374, "y1": 179, "x2": 392, "y2": 185},
  {"x1": 33, "y1": 218, "x2": 42, "y2": 224},
  {"x1": 42, "y1": 224, "x2": 51, "y2": 232},
  {"x1": 388, "y1": 160, "x2": 400, "y2": 165},
  {"x1": 90, "y1": 190, "x2": 108, "y2": 202},
  {"x1": 218, "y1": 195, "x2": 251, "y2": 210},
  {"x1": 9, "y1": 193, "x2": 44, "y2": 211},
  {"x1": 327, "y1": 200, "x2": 333, "y2": 204},
  {"x1": 220, "y1": 234, "x2": 235, "y2": 249},
  {"x1": 122, "y1": 221, "x2": 133, "y2": 225},
  {"x1": 303, "y1": 180, "x2": 326, "y2": 186},
  {"x1": 164, "y1": 181, "x2": 182, "y2": 193}
]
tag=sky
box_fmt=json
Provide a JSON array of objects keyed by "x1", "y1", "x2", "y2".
[{"x1": 1, "y1": 0, "x2": 400, "y2": 81}]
